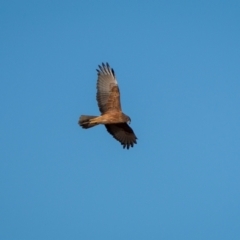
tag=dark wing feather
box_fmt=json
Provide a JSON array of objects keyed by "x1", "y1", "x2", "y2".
[
  {"x1": 105, "y1": 123, "x2": 137, "y2": 149},
  {"x1": 96, "y1": 63, "x2": 122, "y2": 114}
]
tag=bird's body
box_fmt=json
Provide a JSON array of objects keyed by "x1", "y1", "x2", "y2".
[
  {"x1": 80, "y1": 111, "x2": 129, "y2": 126},
  {"x1": 78, "y1": 63, "x2": 137, "y2": 149}
]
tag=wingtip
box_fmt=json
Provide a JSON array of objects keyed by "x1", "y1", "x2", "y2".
[{"x1": 96, "y1": 62, "x2": 115, "y2": 77}]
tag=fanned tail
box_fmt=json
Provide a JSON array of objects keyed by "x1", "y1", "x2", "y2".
[{"x1": 78, "y1": 115, "x2": 98, "y2": 129}]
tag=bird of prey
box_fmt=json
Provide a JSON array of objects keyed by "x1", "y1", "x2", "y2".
[{"x1": 78, "y1": 63, "x2": 137, "y2": 149}]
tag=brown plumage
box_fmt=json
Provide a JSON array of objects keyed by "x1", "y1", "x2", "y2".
[{"x1": 78, "y1": 63, "x2": 137, "y2": 149}]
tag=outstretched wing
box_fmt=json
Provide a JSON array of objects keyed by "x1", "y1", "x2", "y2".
[
  {"x1": 105, "y1": 123, "x2": 137, "y2": 149},
  {"x1": 96, "y1": 63, "x2": 121, "y2": 114}
]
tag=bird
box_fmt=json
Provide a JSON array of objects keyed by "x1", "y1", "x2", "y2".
[{"x1": 78, "y1": 62, "x2": 137, "y2": 149}]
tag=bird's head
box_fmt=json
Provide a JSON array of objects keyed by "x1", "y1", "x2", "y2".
[{"x1": 125, "y1": 115, "x2": 131, "y2": 124}]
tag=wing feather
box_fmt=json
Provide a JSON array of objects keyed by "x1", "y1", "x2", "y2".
[
  {"x1": 96, "y1": 63, "x2": 121, "y2": 113},
  {"x1": 105, "y1": 123, "x2": 137, "y2": 149}
]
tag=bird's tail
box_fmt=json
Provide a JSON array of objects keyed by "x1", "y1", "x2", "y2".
[{"x1": 78, "y1": 115, "x2": 99, "y2": 129}]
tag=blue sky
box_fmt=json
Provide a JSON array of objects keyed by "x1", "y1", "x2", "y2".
[{"x1": 1, "y1": 1, "x2": 240, "y2": 239}]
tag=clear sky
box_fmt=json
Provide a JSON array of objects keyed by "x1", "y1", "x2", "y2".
[{"x1": 1, "y1": 1, "x2": 240, "y2": 239}]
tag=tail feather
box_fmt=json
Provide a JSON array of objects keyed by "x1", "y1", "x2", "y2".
[{"x1": 78, "y1": 115, "x2": 98, "y2": 129}]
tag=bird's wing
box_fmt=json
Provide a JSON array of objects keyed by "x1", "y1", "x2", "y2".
[
  {"x1": 105, "y1": 123, "x2": 137, "y2": 149},
  {"x1": 96, "y1": 63, "x2": 121, "y2": 114}
]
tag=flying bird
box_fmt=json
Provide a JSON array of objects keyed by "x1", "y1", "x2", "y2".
[{"x1": 78, "y1": 63, "x2": 137, "y2": 149}]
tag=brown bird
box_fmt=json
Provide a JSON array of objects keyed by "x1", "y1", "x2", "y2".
[{"x1": 78, "y1": 63, "x2": 137, "y2": 149}]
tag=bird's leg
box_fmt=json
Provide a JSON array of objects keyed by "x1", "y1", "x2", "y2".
[{"x1": 89, "y1": 116, "x2": 102, "y2": 124}]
